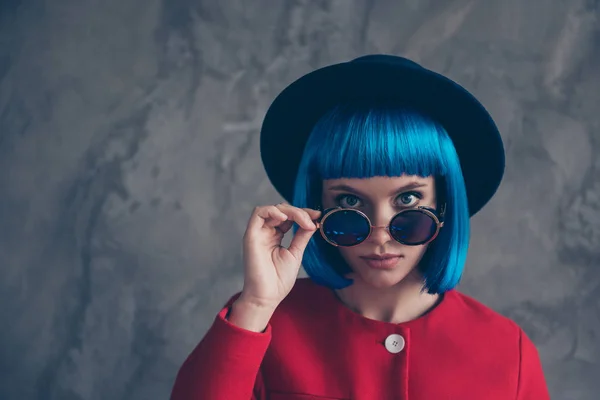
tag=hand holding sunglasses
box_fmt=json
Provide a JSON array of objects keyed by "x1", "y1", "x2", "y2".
[{"x1": 237, "y1": 204, "x2": 321, "y2": 313}]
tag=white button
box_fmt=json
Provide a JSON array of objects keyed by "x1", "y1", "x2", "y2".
[{"x1": 385, "y1": 334, "x2": 405, "y2": 354}]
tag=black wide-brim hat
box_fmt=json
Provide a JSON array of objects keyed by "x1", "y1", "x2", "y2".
[{"x1": 260, "y1": 54, "x2": 505, "y2": 216}]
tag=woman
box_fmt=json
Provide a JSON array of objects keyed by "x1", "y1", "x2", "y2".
[{"x1": 171, "y1": 55, "x2": 550, "y2": 399}]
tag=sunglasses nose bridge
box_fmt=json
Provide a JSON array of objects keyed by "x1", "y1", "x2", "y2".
[
  {"x1": 370, "y1": 224, "x2": 390, "y2": 230},
  {"x1": 371, "y1": 220, "x2": 392, "y2": 236},
  {"x1": 367, "y1": 211, "x2": 392, "y2": 229}
]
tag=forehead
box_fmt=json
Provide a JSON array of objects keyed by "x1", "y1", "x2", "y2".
[{"x1": 323, "y1": 175, "x2": 435, "y2": 195}]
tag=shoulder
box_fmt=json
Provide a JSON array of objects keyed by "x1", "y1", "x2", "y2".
[
  {"x1": 446, "y1": 289, "x2": 521, "y2": 332},
  {"x1": 447, "y1": 290, "x2": 542, "y2": 353},
  {"x1": 265, "y1": 278, "x2": 337, "y2": 330},
  {"x1": 287, "y1": 277, "x2": 323, "y2": 297},
  {"x1": 447, "y1": 290, "x2": 516, "y2": 324},
  {"x1": 441, "y1": 289, "x2": 527, "y2": 351},
  {"x1": 443, "y1": 290, "x2": 549, "y2": 396},
  {"x1": 274, "y1": 277, "x2": 327, "y2": 315}
]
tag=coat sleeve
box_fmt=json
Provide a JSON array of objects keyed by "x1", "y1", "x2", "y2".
[
  {"x1": 170, "y1": 294, "x2": 271, "y2": 400},
  {"x1": 516, "y1": 329, "x2": 550, "y2": 400}
]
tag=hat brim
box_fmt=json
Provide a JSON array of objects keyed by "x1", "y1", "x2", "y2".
[{"x1": 260, "y1": 59, "x2": 505, "y2": 216}]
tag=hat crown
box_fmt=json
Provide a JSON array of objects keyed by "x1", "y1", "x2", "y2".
[{"x1": 350, "y1": 54, "x2": 423, "y2": 70}]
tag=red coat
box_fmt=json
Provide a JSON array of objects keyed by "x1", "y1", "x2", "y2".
[{"x1": 171, "y1": 278, "x2": 550, "y2": 399}]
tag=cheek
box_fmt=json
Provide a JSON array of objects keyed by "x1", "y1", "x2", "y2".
[
  {"x1": 404, "y1": 244, "x2": 430, "y2": 262},
  {"x1": 337, "y1": 247, "x2": 358, "y2": 264},
  {"x1": 336, "y1": 247, "x2": 373, "y2": 271}
]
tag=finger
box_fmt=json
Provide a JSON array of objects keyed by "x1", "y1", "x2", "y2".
[
  {"x1": 276, "y1": 220, "x2": 295, "y2": 234},
  {"x1": 264, "y1": 212, "x2": 289, "y2": 228},
  {"x1": 287, "y1": 227, "x2": 318, "y2": 260},
  {"x1": 302, "y1": 208, "x2": 322, "y2": 221},
  {"x1": 248, "y1": 206, "x2": 287, "y2": 231},
  {"x1": 275, "y1": 204, "x2": 316, "y2": 230}
]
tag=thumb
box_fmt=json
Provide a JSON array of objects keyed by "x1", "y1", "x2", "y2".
[{"x1": 287, "y1": 228, "x2": 317, "y2": 261}]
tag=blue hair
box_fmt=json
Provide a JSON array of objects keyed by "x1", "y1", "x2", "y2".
[{"x1": 291, "y1": 101, "x2": 470, "y2": 294}]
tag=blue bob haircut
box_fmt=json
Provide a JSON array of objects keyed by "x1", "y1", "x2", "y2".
[{"x1": 291, "y1": 101, "x2": 470, "y2": 294}]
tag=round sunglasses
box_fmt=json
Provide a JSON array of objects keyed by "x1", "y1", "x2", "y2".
[{"x1": 315, "y1": 205, "x2": 445, "y2": 247}]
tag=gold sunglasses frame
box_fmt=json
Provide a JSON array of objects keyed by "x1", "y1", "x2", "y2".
[{"x1": 315, "y1": 205, "x2": 445, "y2": 247}]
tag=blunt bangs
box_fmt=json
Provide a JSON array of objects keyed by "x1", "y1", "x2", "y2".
[
  {"x1": 314, "y1": 103, "x2": 448, "y2": 182},
  {"x1": 292, "y1": 101, "x2": 470, "y2": 294}
]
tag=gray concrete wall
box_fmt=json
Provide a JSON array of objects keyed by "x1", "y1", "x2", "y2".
[{"x1": 0, "y1": 1, "x2": 598, "y2": 399}]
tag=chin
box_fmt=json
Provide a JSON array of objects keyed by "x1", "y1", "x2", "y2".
[{"x1": 349, "y1": 261, "x2": 417, "y2": 289}]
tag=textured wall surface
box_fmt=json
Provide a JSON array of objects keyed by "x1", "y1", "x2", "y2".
[{"x1": 1, "y1": 1, "x2": 599, "y2": 399}]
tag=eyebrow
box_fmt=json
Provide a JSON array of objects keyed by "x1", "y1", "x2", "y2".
[{"x1": 326, "y1": 181, "x2": 429, "y2": 198}]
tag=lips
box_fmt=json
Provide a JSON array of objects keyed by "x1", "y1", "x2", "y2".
[
  {"x1": 360, "y1": 254, "x2": 402, "y2": 269},
  {"x1": 362, "y1": 254, "x2": 400, "y2": 260}
]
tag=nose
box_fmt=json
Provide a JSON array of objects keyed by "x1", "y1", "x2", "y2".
[{"x1": 366, "y1": 211, "x2": 394, "y2": 245}]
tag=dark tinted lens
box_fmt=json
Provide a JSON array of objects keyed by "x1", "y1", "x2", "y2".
[
  {"x1": 389, "y1": 210, "x2": 437, "y2": 245},
  {"x1": 321, "y1": 209, "x2": 370, "y2": 246}
]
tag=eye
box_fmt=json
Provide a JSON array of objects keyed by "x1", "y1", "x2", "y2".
[
  {"x1": 396, "y1": 191, "x2": 421, "y2": 207},
  {"x1": 335, "y1": 194, "x2": 363, "y2": 208}
]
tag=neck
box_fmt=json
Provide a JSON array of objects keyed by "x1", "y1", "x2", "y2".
[{"x1": 334, "y1": 271, "x2": 441, "y2": 324}]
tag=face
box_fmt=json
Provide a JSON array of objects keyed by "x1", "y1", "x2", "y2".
[{"x1": 321, "y1": 175, "x2": 438, "y2": 289}]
